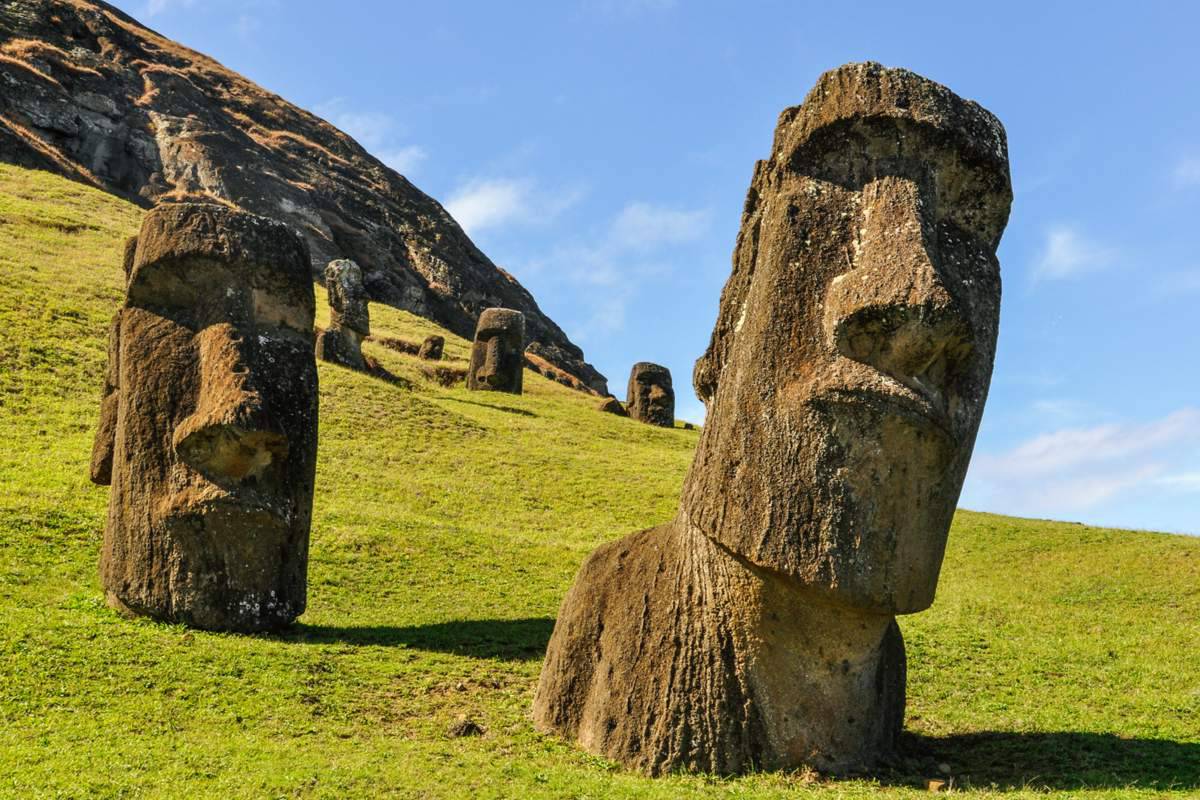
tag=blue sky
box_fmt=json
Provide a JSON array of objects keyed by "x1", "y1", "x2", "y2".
[{"x1": 118, "y1": 0, "x2": 1200, "y2": 535}]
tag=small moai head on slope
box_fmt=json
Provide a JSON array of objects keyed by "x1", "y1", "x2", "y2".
[
  {"x1": 467, "y1": 308, "x2": 525, "y2": 393},
  {"x1": 90, "y1": 202, "x2": 319, "y2": 632},
  {"x1": 325, "y1": 258, "x2": 369, "y2": 336},
  {"x1": 682, "y1": 61, "x2": 1012, "y2": 615},
  {"x1": 418, "y1": 334, "x2": 445, "y2": 360},
  {"x1": 626, "y1": 362, "x2": 674, "y2": 427}
]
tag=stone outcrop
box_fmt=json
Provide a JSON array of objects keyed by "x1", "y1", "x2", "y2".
[
  {"x1": 596, "y1": 396, "x2": 627, "y2": 417},
  {"x1": 626, "y1": 362, "x2": 674, "y2": 427},
  {"x1": 90, "y1": 202, "x2": 319, "y2": 632},
  {"x1": 315, "y1": 259, "x2": 369, "y2": 370},
  {"x1": 418, "y1": 335, "x2": 444, "y2": 361},
  {"x1": 0, "y1": 0, "x2": 607, "y2": 394},
  {"x1": 534, "y1": 62, "x2": 1012, "y2": 775},
  {"x1": 466, "y1": 308, "x2": 524, "y2": 394}
]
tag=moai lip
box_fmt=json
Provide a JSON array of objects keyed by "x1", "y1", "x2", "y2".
[
  {"x1": 626, "y1": 362, "x2": 674, "y2": 427},
  {"x1": 316, "y1": 258, "x2": 369, "y2": 371},
  {"x1": 90, "y1": 203, "x2": 319, "y2": 632},
  {"x1": 466, "y1": 308, "x2": 525, "y2": 394},
  {"x1": 534, "y1": 62, "x2": 1012, "y2": 775}
]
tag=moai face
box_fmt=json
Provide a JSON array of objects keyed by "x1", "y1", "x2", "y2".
[
  {"x1": 91, "y1": 203, "x2": 318, "y2": 631},
  {"x1": 626, "y1": 363, "x2": 674, "y2": 427},
  {"x1": 325, "y1": 258, "x2": 369, "y2": 336},
  {"x1": 467, "y1": 308, "x2": 525, "y2": 393},
  {"x1": 418, "y1": 334, "x2": 445, "y2": 361},
  {"x1": 682, "y1": 63, "x2": 1012, "y2": 615}
]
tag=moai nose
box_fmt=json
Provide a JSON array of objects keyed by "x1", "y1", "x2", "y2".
[
  {"x1": 824, "y1": 176, "x2": 971, "y2": 394},
  {"x1": 173, "y1": 323, "x2": 288, "y2": 482},
  {"x1": 479, "y1": 337, "x2": 504, "y2": 385}
]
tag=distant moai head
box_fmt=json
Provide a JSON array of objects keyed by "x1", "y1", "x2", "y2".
[
  {"x1": 418, "y1": 334, "x2": 445, "y2": 361},
  {"x1": 90, "y1": 203, "x2": 319, "y2": 631},
  {"x1": 325, "y1": 258, "x2": 369, "y2": 335},
  {"x1": 467, "y1": 308, "x2": 524, "y2": 393},
  {"x1": 682, "y1": 62, "x2": 1012, "y2": 615},
  {"x1": 626, "y1": 362, "x2": 674, "y2": 427}
]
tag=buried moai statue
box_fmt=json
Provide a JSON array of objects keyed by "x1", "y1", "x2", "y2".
[
  {"x1": 90, "y1": 203, "x2": 319, "y2": 632},
  {"x1": 418, "y1": 334, "x2": 444, "y2": 360},
  {"x1": 626, "y1": 362, "x2": 674, "y2": 427},
  {"x1": 466, "y1": 308, "x2": 525, "y2": 393},
  {"x1": 534, "y1": 62, "x2": 1012, "y2": 775},
  {"x1": 315, "y1": 258, "x2": 369, "y2": 370}
]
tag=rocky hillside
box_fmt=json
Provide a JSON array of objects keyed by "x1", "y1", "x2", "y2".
[{"x1": 0, "y1": 0, "x2": 607, "y2": 393}]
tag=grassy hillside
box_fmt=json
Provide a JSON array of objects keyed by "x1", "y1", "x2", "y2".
[{"x1": 0, "y1": 163, "x2": 1196, "y2": 799}]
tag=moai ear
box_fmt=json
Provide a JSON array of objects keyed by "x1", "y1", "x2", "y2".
[{"x1": 89, "y1": 312, "x2": 121, "y2": 486}]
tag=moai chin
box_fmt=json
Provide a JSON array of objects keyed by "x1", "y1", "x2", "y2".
[
  {"x1": 626, "y1": 362, "x2": 674, "y2": 427},
  {"x1": 466, "y1": 308, "x2": 524, "y2": 394},
  {"x1": 90, "y1": 203, "x2": 319, "y2": 632},
  {"x1": 418, "y1": 334, "x2": 444, "y2": 361},
  {"x1": 534, "y1": 62, "x2": 1012, "y2": 775},
  {"x1": 315, "y1": 258, "x2": 369, "y2": 370}
]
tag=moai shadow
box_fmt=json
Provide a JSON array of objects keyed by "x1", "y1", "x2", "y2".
[
  {"x1": 90, "y1": 203, "x2": 319, "y2": 632},
  {"x1": 534, "y1": 62, "x2": 1012, "y2": 776},
  {"x1": 626, "y1": 362, "x2": 674, "y2": 427},
  {"x1": 316, "y1": 258, "x2": 369, "y2": 370},
  {"x1": 466, "y1": 308, "x2": 524, "y2": 394}
]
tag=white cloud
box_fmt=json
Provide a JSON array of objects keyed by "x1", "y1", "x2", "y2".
[
  {"x1": 445, "y1": 178, "x2": 582, "y2": 236},
  {"x1": 145, "y1": 0, "x2": 197, "y2": 16},
  {"x1": 965, "y1": 407, "x2": 1200, "y2": 515},
  {"x1": 312, "y1": 100, "x2": 426, "y2": 177},
  {"x1": 611, "y1": 202, "x2": 712, "y2": 250},
  {"x1": 1156, "y1": 472, "x2": 1200, "y2": 491},
  {"x1": 1032, "y1": 226, "x2": 1117, "y2": 280},
  {"x1": 1173, "y1": 157, "x2": 1200, "y2": 187}
]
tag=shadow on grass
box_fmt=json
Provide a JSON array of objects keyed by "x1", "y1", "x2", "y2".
[
  {"x1": 439, "y1": 395, "x2": 537, "y2": 417},
  {"x1": 889, "y1": 730, "x2": 1200, "y2": 791},
  {"x1": 274, "y1": 617, "x2": 555, "y2": 661}
]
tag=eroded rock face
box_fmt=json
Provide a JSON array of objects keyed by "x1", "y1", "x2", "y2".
[
  {"x1": 90, "y1": 202, "x2": 319, "y2": 632},
  {"x1": 534, "y1": 62, "x2": 1011, "y2": 775},
  {"x1": 466, "y1": 308, "x2": 524, "y2": 394},
  {"x1": 315, "y1": 259, "x2": 368, "y2": 370},
  {"x1": 0, "y1": 0, "x2": 607, "y2": 395},
  {"x1": 626, "y1": 362, "x2": 674, "y2": 427},
  {"x1": 418, "y1": 335, "x2": 444, "y2": 360}
]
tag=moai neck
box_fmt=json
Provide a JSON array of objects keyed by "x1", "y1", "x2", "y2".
[{"x1": 672, "y1": 518, "x2": 905, "y2": 772}]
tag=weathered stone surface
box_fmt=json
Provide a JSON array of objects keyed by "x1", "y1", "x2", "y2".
[
  {"x1": 418, "y1": 335, "x2": 444, "y2": 361},
  {"x1": 315, "y1": 259, "x2": 368, "y2": 371},
  {"x1": 0, "y1": 0, "x2": 607, "y2": 394},
  {"x1": 534, "y1": 62, "x2": 1011, "y2": 775},
  {"x1": 466, "y1": 308, "x2": 524, "y2": 394},
  {"x1": 90, "y1": 202, "x2": 319, "y2": 632},
  {"x1": 596, "y1": 396, "x2": 628, "y2": 417},
  {"x1": 626, "y1": 362, "x2": 674, "y2": 427}
]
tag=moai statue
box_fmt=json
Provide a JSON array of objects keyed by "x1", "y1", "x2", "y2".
[
  {"x1": 626, "y1": 362, "x2": 674, "y2": 427},
  {"x1": 534, "y1": 63, "x2": 1012, "y2": 775},
  {"x1": 418, "y1": 334, "x2": 445, "y2": 360},
  {"x1": 315, "y1": 258, "x2": 369, "y2": 370},
  {"x1": 466, "y1": 308, "x2": 524, "y2": 394},
  {"x1": 596, "y1": 396, "x2": 628, "y2": 417},
  {"x1": 89, "y1": 203, "x2": 319, "y2": 632}
]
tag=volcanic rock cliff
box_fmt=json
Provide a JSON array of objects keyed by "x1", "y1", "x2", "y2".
[{"x1": 0, "y1": 0, "x2": 607, "y2": 393}]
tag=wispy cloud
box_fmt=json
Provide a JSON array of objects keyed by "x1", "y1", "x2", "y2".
[
  {"x1": 145, "y1": 0, "x2": 197, "y2": 16},
  {"x1": 611, "y1": 202, "x2": 712, "y2": 250},
  {"x1": 313, "y1": 100, "x2": 426, "y2": 176},
  {"x1": 965, "y1": 407, "x2": 1200, "y2": 514},
  {"x1": 1173, "y1": 156, "x2": 1200, "y2": 187},
  {"x1": 445, "y1": 178, "x2": 582, "y2": 236},
  {"x1": 1032, "y1": 225, "x2": 1117, "y2": 280}
]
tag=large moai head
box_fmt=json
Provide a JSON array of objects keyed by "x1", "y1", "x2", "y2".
[
  {"x1": 316, "y1": 258, "x2": 369, "y2": 370},
  {"x1": 90, "y1": 203, "x2": 319, "y2": 632},
  {"x1": 466, "y1": 308, "x2": 525, "y2": 393},
  {"x1": 682, "y1": 62, "x2": 1012, "y2": 615},
  {"x1": 626, "y1": 362, "x2": 674, "y2": 427}
]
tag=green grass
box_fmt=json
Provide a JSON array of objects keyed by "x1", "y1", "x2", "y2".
[{"x1": 0, "y1": 163, "x2": 1197, "y2": 799}]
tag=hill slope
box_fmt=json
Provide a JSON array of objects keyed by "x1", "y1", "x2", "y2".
[
  {"x1": 0, "y1": 165, "x2": 1197, "y2": 798},
  {"x1": 0, "y1": 0, "x2": 607, "y2": 393}
]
